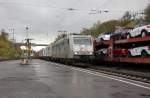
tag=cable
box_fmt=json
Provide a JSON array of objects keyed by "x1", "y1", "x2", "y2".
[{"x1": 0, "y1": 1, "x2": 91, "y2": 12}]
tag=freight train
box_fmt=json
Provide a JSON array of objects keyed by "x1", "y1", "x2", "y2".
[
  {"x1": 38, "y1": 34, "x2": 94, "y2": 64},
  {"x1": 38, "y1": 23, "x2": 150, "y2": 65}
]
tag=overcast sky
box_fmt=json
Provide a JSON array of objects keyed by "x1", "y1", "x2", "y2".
[{"x1": 0, "y1": 0, "x2": 149, "y2": 50}]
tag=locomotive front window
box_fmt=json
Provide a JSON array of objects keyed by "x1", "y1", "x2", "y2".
[{"x1": 74, "y1": 37, "x2": 92, "y2": 45}]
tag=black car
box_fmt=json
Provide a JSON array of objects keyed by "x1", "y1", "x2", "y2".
[{"x1": 111, "y1": 26, "x2": 132, "y2": 40}]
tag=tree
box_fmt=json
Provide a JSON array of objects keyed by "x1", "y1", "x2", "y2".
[
  {"x1": 0, "y1": 32, "x2": 21, "y2": 59},
  {"x1": 80, "y1": 28, "x2": 91, "y2": 35},
  {"x1": 80, "y1": 20, "x2": 120, "y2": 37},
  {"x1": 121, "y1": 11, "x2": 132, "y2": 21},
  {"x1": 144, "y1": 5, "x2": 150, "y2": 23},
  {"x1": 80, "y1": 11, "x2": 138, "y2": 37}
]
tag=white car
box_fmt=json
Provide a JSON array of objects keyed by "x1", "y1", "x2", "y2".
[
  {"x1": 128, "y1": 46, "x2": 150, "y2": 57},
  {"x1": 127, "y1": 23, "x2": 150, "y2": 38},
  {"x1": 97, "y1": 32, "x2": 111, "y2": 41}
]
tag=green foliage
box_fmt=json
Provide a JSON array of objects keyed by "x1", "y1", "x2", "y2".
[
  {"x1": 0, "y1": 33, "x2": 21, "y2": 59},
  {"x1": 121, "y1": 11, "x2": 132, "y2": 21},
  {"x1": 80, "y1": 28, "x2": 92, "y2": 35},
  {"x1": 144, "y1": 5, "x2": 150, "y2": 23},
  {"x1": 80, "y1": 19, "x2": 136, "y2": 37},
  {"x1": 81, "y1": 20, "x2": 120, "y2": 37},
  {"x1": 80, "y1": 11, "x2": 139, "y2": 37}
]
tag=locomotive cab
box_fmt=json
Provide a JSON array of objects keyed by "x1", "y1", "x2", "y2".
[{"x1": 71, "y1": 35, "x2": 94, "y2": 60}]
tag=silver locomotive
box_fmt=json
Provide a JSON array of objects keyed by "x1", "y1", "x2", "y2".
[{"x1": 38, "y1": 34, "x2": 94, "y2": 64}]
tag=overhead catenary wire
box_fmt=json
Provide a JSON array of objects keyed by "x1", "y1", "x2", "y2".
[
  {"x1": 0, "y1": 1, "x2": 145, "y2": 15},
  {"x1": 0, "y1": 1, "x2": 147, "y2": 40},
  {"x1": 0, "y1": 1, "x2": 90, "y2": 12}
]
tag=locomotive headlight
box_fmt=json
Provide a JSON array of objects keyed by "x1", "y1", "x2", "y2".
[
  {"x1": 74, "y1": 52, "x2": 78, "y2": 54},
  {"x1": 89, "y1": 52, "x2": 93, "y2": 55}
]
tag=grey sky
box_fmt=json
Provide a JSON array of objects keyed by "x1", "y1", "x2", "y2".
[{"x1": 0, "y1": 0, "x2": 149, "y2": 50}]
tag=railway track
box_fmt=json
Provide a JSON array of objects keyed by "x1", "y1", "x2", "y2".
[
  {"x1": 42, "y1": 59, "x2": 150, "y2": 84},
  {"x1": 85, "y1": 65, "x2": 150, "y2": 84}
]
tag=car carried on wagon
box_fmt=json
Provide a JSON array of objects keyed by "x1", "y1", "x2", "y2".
[
  {"x1": 111, "y1": 26, "x2": 132, "y2": 40},
  {"x1": 126, "y1": 23, "x2": 150, "y2": 38},
  {"x1": 96, "y1": 32, "x2": 112, "y2": 42},
  {"x1": 128, "y1": 45, "x2": 150, "y2": 57}
]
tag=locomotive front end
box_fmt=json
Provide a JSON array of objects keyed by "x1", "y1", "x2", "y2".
[{"x1": 72, "y1": 35, "x2": 94, "y2": 60}]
